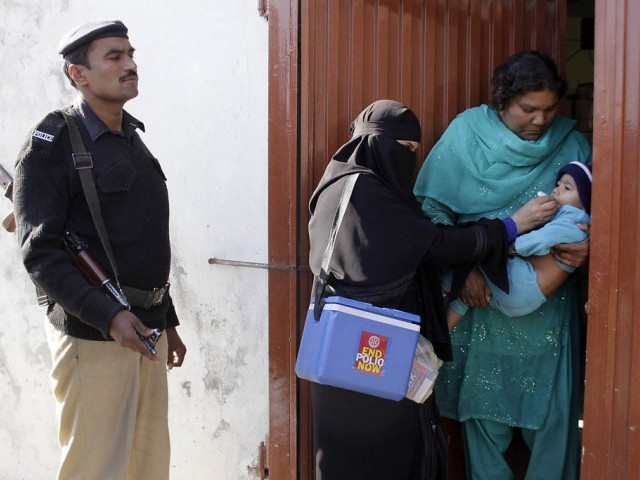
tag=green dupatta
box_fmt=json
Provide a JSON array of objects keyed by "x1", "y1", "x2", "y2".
[{"x1": 414, "y1": 105, "x2": 591, "y2": 220}]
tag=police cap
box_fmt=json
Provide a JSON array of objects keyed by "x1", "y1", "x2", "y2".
[{"x1": 57, "y1": 20, "x2": 129, "y2": 57}]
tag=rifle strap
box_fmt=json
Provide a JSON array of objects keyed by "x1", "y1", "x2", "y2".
[{"x1": 62, "y1": 112, "x2": 122, "y2": 287}]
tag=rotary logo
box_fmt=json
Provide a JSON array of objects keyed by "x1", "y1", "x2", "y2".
[{"x1": 368, "y1": 335, "x2": 380, "y2": 348}]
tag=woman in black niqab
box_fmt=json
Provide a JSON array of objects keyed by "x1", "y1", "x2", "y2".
[{"x1": 307, "y1": 100, "x2": 509, "y2": 479}]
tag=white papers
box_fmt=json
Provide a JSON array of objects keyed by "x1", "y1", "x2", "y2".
[{"x1": 406, "y1": 335, "x2": 443, "y2": 403}]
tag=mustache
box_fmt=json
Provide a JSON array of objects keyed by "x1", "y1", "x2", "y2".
[{"x1": 119, "y1": 71, "x2": 138, "y2": 82}]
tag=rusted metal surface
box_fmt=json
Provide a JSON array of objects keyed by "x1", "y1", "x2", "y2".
[
  {"x1": 302, "y1": 0, "x2": 565, "y2": 187},
  {"x1": 582, "y1": 0, "x2": 640, "y2": 478},
  {"x1": 267, "y1": 0, "x2": 300, "y2": 479}
]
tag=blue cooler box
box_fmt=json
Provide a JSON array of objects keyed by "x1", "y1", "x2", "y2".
[{"x1": 295, "y1": 296, "x2": 421, "y2": 401}]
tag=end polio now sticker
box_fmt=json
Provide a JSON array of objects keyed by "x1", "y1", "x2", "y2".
[{"x1": 354, "y1": 331, "x2": 388, "y2": 375}]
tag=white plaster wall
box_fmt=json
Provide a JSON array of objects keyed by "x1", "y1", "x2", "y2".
[{"x1": 0, "y1": 1, "x2": 269, "y2": 479}]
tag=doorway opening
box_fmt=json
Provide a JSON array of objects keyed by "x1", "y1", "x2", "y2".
[{"x1": 565, "y1": 0, "x2": 595, "y2": 475}]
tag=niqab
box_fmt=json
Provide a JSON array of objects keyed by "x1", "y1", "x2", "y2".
[{"x1": 311, "y1": 99, "x2": 421, "y2": 208}]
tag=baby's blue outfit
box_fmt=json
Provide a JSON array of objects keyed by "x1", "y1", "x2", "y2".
[{"x1": 449, "y1": 205, "x2": 590, "y2": 317}]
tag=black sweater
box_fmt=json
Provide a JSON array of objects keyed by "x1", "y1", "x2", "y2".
[{"x1": 13, "y1": 101, "x2": 179, "y2": 340}]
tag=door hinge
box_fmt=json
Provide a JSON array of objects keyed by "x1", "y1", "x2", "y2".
[
  {"x1": 248, "y1": 440, "x2": 269, "y2": 478},
  {"x1": 257, "y1": 0, "x2": 268, "y2": 19}
]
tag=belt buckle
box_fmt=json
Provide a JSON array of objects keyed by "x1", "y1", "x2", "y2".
[{"x1": 147, "y1": 284, "x2": 169, "y2": 308}]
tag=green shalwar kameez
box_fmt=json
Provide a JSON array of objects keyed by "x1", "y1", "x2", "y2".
[{"x1": 413, "y1": 105, "x2": 592, "y2": 479}]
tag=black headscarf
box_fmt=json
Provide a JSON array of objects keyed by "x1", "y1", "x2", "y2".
[{"x1": 309, "y1": 100, "x2": 433, "y2": 289}]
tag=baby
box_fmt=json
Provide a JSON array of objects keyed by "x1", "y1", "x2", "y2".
[{"x1": 447, "y1": 161, "x2": 592, "y2": 330}]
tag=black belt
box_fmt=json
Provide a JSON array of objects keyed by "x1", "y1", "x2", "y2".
[{"x1": 121, "y1": 284, "x2": 170, "y2": 309}]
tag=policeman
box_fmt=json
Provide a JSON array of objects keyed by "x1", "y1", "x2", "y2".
[{"x1": 13, "y1": 20, "x2": 186, "y2": 480}]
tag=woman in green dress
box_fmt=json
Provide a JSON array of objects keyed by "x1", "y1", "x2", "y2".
[{"x1": 413, "y1": 51, "x2": 592, "y2": 479}]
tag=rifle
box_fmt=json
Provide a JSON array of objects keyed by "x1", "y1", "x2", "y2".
[
  {"x1": 0, "y1": 162, "x2": 160, "y2": 355},
  {"x1": 0, "y1": 163, "x2": 16, "y2": 232},
  {"x1": 61, "y1": 229, "x2": 130, "y2": 310}
]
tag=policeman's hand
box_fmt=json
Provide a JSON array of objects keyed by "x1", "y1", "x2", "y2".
[
  {"x1": 511, "y1": 195, "x2": 558, "y2": 234},
  {"x1": 108, "y1": 310, "x2": 158, "y2": 361},
  {"x1": 2, "y1": 212, "x2": 16, "y2": 233},
  {"x1": 165, "y1": 326, "x2": 187, "y2": 369},
  {"x1": 552, "y1": 237, "x2": 590, "y2": 269},
  {"x1": 460, "y1": 267, "x2": 491, "y2": 307}
]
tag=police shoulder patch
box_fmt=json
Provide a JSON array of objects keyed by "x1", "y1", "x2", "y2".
[
  {"x1": 30, "y1": 110, "x2": 67, "y2": 150},
  {"x1": 33, "y1": 130, "x2": 55, "y2": 142}
]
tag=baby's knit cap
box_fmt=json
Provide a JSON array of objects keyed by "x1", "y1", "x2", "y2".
[{"x1": 557, "y1": 161, "x2": 592, "y2": 215}]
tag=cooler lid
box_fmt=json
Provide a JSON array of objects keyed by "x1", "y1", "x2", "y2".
[{"x1": 320, "y1": 295, "x2": 421, "y2": 330}]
